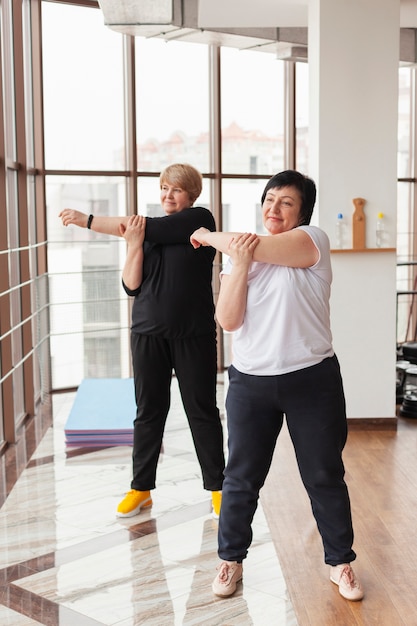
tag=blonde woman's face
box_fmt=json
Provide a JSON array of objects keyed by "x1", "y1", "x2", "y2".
[{"x1": 160, "y1": 181, "x2": 192, "y2": 214}]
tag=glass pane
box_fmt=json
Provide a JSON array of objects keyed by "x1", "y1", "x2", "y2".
[
  {"x1": 222, "y1": 178, "x2": 265, "y2": 235},
  {"x1": 398, "y1": 67, "x2": 412, "y2": 179},
  {"x1": 6, "y1": 170, "x2": 25, "y2": 424},
  {"x1": 296, "y1": 62, "x2": 309, "y2": 173},
  {"x1": 46, "y1": 176, "x2": 131, "y2": 389},
  {"x1": 220, "y1": 177, "x2": 267, "y2": 368},
  {"x1": 397, "y1": 181, "x2": 413, "y2": 260},
  {"x1": 2, "y1": 0, "x2": 17, "y2": 161},
  {"x1": 42, "y1": 3, "x2": 125, "y2": 170},
  {"x1": 23, "y1": 0, "x2": 35, "y2": 169},
  {"x1": 221, "y1": 48, "x2": 285, "y2": 175},
  {"x1": 397, "y1": 181, "x2": 416, "y2": 344},
  {"x1": 135, "y1": 38, "x2": 210, "y2": 173}
]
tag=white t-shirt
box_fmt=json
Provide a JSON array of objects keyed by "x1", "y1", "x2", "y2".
[{"x1": 221, "y1": 225, "x2": 334, "y2": 376}]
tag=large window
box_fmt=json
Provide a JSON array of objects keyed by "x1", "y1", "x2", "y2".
[
  {"x1": 0, "y1": 0, "x2": 46, "y2": 449},
  {"x1": 135, "y1": 38, "x2": 210, "y2": 173},
  {"x1": 220, "y1": 48, "x2": 285, "y2": 175},
  {"x1": 41, "y1": 2, "x2": 291, "y2": 389},
  {"x1": 295, "y1": 62, "x2": 309, "y2": 173},
  {"x1": 397, "y1": 67, "x2": 417, "y2": 344},
  {"x1": 42, "y1": 3, "x2": 125, "y2": 170},
  {"x1": 42, "y1": 2, "x2": 129, "y2": 389},
  {"x1": 46, "y1": 175, "x2": 129, "y2": 388},
  {"x1": 41, "y1": 3, "x2": 417, "y2": 382}
]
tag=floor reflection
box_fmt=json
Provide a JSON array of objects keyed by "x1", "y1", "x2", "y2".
[{"x1": 0, "y1": 378, "x2": 297, "y2": 625}]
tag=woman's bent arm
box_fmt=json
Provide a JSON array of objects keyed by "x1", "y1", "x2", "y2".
[
  {"x1": 191, "y1": 227, "x2": 318, "y2": 268},
  {"x1": 215, "y1": 233, "x2": 259, "y2": 331},
  {"x1": 121, "y1": 216, "x2": 146, "y2": 290}
]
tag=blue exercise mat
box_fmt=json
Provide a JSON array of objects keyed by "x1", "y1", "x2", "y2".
[{"x1": 64, "y1": 378, "x2": 135, "y2": 448}]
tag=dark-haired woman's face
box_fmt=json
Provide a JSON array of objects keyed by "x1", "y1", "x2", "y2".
[{"x1": 262, "y1": 186, "x2": 302, "y2": 235}]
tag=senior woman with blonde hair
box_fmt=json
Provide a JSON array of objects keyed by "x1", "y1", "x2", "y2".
[{"x1": 60, "y1": 163, "x2": 225, "y2": 519}]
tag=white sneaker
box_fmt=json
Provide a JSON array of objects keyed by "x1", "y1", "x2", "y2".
[
  {"x1": 330, "y1": 563, "x2": 364, "y2": 601},
  {"x1": 212, "y1": 560, "x2": 243, "y2": 597}
]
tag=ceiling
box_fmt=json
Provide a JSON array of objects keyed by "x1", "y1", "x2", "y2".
[
  {"x1": 97, "y1": 0, "x2": 417, "y2": 64},
  {"x1": 198, "y1": 0, "x2": 417, "y2": 28}
]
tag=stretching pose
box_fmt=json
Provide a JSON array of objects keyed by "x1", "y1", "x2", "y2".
[
  {"x1": 60, "y1": 163, "x2": 224, "y2": 519},
  {"x1": 190, "y1": 170, "x2": 364, "y2": 602}
]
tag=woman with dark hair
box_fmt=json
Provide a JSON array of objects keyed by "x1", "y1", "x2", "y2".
[
  {"x1": 190, "y1": 170, "x2": 363, "y2": 602},
  {"x1": 60, "y1": 163, "x2": 225, "y2": 519}
]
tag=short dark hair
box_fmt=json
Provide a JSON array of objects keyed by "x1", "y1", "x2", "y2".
[{"x1": 261, "y1": 170, "x2": 317, "y2": 226}]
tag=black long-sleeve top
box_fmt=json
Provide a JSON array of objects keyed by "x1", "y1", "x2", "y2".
[{"x1": 122, "y1": 207, "x2": 217, "y2": 338}]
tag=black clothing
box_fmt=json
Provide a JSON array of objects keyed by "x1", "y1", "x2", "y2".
[
  {"x1": 122, "y1": 206, "x2": 225, "y2": 492},
  {"x1": 130, "y1": 332, "x2": 224, "y2": 491},
  {"x1": 123, "y1": 207, "x2": 216, "y2": 338},
  {"x1": 220, "y1": 357, "x2": 355, "y2": 565}
]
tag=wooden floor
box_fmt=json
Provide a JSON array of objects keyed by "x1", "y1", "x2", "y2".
[{"x1": 261, "y1": 414, "x2": 417, "y2": 626}]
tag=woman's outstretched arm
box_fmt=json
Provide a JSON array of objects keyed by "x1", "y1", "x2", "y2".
[{"x1": 59, "y1": 209, "x2": 129, "y2": 237}]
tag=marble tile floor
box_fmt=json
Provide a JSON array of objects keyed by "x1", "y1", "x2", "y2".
[{"x1": 0, "y1": 377, "x2": 298, "y2": 626}]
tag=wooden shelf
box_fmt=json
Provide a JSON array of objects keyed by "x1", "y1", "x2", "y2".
[{"x1": 331, "y1": 247, "x2": 396, "y2": 254}]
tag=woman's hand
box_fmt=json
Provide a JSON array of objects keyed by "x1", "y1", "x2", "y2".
[
  {"x1": 121, "y1": 215, "x2": 146, "y2": 290},
  {"x1": 59, "y1": 209, "x2": 88, "y2": 228},
  {"x1": 227, "y1": 233, "x2": 260, "y2": 268},
  {"x1": 119, "y1": 214, "x2": 146, "y2": 248},
  {"x1": 190, "y1": 227, "x2": 210, "y2": 248},
  {"x1": 216, "y1": 233, "x2": 259, "y2": 332}
]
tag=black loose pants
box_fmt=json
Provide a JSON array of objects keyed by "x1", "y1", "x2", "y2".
[
  {"x1": 130, "y1": 332, "x2": 225, "y2": 492},
  {"x1": 219, "y1": 356, "x2": 356, "y2": 566}
]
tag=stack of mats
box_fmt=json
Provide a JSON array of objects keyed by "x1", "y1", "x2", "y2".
[{"x1": 64, "y1": 378, "x2": 135, "y2": 448}]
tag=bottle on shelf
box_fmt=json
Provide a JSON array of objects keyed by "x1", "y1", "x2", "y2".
[
  {"x1": 376, "y1": 212, "x2": 387, "y2": 248},
  {"x1": 335, "y1": 213, "x2": 348, "y2": 249}
]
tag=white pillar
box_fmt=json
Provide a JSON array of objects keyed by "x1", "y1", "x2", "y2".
[{"x1": 309, "y1": 0, "x2": 399, "y2": 419}]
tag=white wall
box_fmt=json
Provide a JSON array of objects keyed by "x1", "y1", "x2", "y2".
[
  {"x1": 330, "y1": 250, "x2": 397, "y2": 418},
  {"x1": 309, "y1": 0, "x2": 399, "y2": 420}
]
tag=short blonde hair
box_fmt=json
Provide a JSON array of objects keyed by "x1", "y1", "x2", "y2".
[{"x1": 159, "y1": 163, "x2": 203, "y2": 205}]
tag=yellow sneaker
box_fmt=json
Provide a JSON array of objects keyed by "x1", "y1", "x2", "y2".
[
  {"x1": 116, "y1": 489, "x2": 152, "y2": 518},
  {"x1": 211, "y1": 491, "x2": 222, "y2": 519}
]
